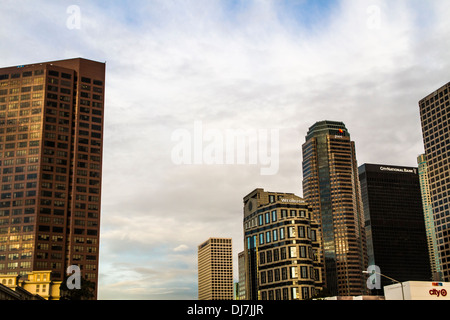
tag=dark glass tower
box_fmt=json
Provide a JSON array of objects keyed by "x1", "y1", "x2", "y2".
[
  {"x1": 359, "y1": 164, "x2": 431, "y2": 291},
  {"x1": 302, "y1": 120, "x2": 367, "y2": 296}
]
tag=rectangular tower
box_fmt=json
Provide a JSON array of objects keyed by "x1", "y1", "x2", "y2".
[
  {"x1": 198, "y1": 237, "x2": 233, "y2": 300},
  {"x1": 359, "y1": 163, "x2": 431, "y2": 289},
  {"x1": 417, "y1": 154, "x2": 443, "y2": 281},
  {"x1": 419, "y1": 82, "x2": 450, "y2": 282},
  {"x1": 0, "y1": 58, "x2": 105, "y2": 298},
  {"x1": 302, "y1": 120, "x2": 367, "y2": 297}
]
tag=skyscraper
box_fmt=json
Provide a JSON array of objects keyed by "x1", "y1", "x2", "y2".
[
  {"x1": 198, "y1": 237, "x2": 233, "y2": 300},
  {"x1": 302, "y1": 120, "x2": 367, "y2": 296},
  {"x1": 243, "y1": 188, "x2": 324, "y2": 300},
  {"x1": 0, "y1": 58, "x2": 105, "y2": 298},
  {"x1": 419, "y1": 82, "x2": 450, "y2": 282},
  {"x1": 358, "y1": 163, "x2": 431, "y2": 290},
  {"x1": 417, "y1": 154, "x2": 443, "y2": 281}
]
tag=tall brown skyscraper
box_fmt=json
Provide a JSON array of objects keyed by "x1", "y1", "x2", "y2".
[
  {"x1": 0, "y1": 58, "x2": 105, "y2": 298},
  {"x1": 302, "y1": 120, "x2": 367, "y2": 297},
  {"x1": 419, "y1": 82, "x2": 450, "y2": 282}
]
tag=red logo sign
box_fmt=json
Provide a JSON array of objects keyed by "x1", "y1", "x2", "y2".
[{"x1": 429, "y1": 288, "x2": 447, "y2": 297}]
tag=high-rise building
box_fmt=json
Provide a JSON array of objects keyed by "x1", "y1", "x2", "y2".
[
  {"x1": 419, "y1": 82, "x2": 450, "y2": 281},
  {"x1": 243, "y1": 188, "x2": 324, "y2": 300},
  {"x1": 237, "y1": 251, "x2": 246, "y2": 300},
  {"x1": 417, "y1": 154, "x2": 443, "y2": 281},
  {"x1": 358, "y1": 163, "x2": 431, "y2": 290},
  {"x1": 198, "y1": 237, "x2": 233, "y2": 300},
  {"x1": 302, "y1": 120, "x2": 367, "y2": 296},
  {"x1": 0, "y1": 58, "x2": 105, "y2": 298}
]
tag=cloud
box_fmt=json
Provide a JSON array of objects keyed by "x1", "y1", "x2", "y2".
[{"x1": 1, "y1": 0, "x2": 450, "y2": 299}]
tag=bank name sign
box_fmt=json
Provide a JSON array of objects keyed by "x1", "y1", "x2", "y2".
[{"x1": 379, "y1": 166, "x2": 417, "y2": 174}]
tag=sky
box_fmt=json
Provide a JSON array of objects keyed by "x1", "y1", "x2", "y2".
[{"x1": 1, "y1": 0, "x2": 449, "y2": 300}]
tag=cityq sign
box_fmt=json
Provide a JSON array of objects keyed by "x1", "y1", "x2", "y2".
[{"x1": 429, "y1": 283, "x2": 447, "y2": 298}]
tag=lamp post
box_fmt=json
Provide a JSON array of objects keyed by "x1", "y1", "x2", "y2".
[{"x1": 362, "y1": 270, "x2": 405, "y2": 300}]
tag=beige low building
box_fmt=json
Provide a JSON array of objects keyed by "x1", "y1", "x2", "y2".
[
  {"x1": 198, "y1": 238, "x2": 233, "y2": 300},
  {"x1": 0, "y1": 270, "x2": 62, "y2": 300}
]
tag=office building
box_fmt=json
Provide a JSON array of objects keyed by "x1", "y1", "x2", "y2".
[
  {"x1": 243, "y1": 188, "x2": 324, "y2": 300},
  {"x1": 237, "y1": 251, "x2": 246, "y2": 300},
  {"x1": 302, "y1": 120, "x2": 367, "y2": 296},
  {"x1": 359, "y1": 163, "x2": 431, "y2": 290},
  {"x1": 418, "y1": 154, "x2": 443, "y2": 280},
  {"x1": 419, "y1": 82, "x2": 450, "y2": 281},
  {"x1": 198, "y1": 237, "x2": 233, "y2": 300},
  {"x1": 0, "y1": 58, "x2": 105, "y2": 298},
  {"x1": 0, "y1": 270, "x2": 61, "y2": 300}
]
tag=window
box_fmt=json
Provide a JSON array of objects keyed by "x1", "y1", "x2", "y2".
[
  {"x1": 272, "y1": 210, "x2": 277, "y2": 222},
  {"x1": 289, "y1": 247, "x2": 297, "y2": 258},
  {"x1": 266, "y1": 231, "x2": 271, "y2": 243},
  {"x1": 290, "y1": 267, "x2": 298, "y2": 279},
  {"x1": 288, "y1": 226, "x2": 296, "y2": 238}
]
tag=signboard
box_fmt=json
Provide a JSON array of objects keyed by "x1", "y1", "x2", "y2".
[{"x1": 384, "y1": 281, "x2": 450, "y2": 300}]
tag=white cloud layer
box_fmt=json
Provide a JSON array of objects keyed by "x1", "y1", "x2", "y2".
[{"x1": 1, "y1": 0, "x2": 450, "y2": 299}]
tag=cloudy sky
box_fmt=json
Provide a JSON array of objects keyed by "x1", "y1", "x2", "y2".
[{"x1": 1, "y1": 0, "x2": 449, "y2": 299}]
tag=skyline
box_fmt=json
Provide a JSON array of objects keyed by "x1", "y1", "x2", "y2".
[{"x1": 1, "y1": 0, "x2": 450, "y2": 299}]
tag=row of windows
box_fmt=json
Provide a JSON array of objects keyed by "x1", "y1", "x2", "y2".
[
  {"x1": 260, "y1": 265, "x2": 318, "y2": 284},
  {"x1": 0, "y1": 69, "x2": 46, "y2": 80},
  {"x1": 246, "y1": 209, "x2": 309, "y2": 230},
  {"x1": 260, "y1": 246, "x2": 317, "y2": 265},
  {"x1": 260, "y1": 286, "x2": 314, "y2": 300}
]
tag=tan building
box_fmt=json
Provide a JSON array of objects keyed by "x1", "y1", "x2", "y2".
[
  {"x1": 418, "y1": 154, "x2": 442, "y2": 280},
  {"x1": 419, "y1": 82, "x2": 450, "y2": 282},
  {"x1": 0, "y1": 58, "x2": 105, "y2": 298},
  {"x1": 198, "y1": 237, "x2": 233, "y2": 300},
  {"x1": 302, "y1": 121, "x2": 368, "y2": 297},
  {"x1": 0, "y1": 270, "x2": 61, "y2": 300},
  {"x1": 243, "y1": 188, "x2": 324, "y2": 300}
]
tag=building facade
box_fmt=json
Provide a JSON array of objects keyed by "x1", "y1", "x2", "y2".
[
  {"x1": 243, "y1": 188, "x2": 324, "y2": 300},
  {"x1": 198, "y1": 237, "x2": 233, "y2": 300},
  {"x1": 418, "y1": 154, "x2": 443, "y2": 280},
  {"x1": 0, "y1": 58, "x2": 105, "y2": 298},
  {"x1": 359, "y1": 163, "x2": 431, "y2": 290},
  {"x1": 419, "y1": 82, "x2": 450, "y2": 282},
  {"x1": 0, "y1": 270, "x2": 61, "y2": 300},
  {"x1": 302, "y1": 120, "x2": 367, "y2": 297}
]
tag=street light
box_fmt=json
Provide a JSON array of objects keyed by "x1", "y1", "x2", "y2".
[{"x1": 362, "y1": 270, "x2": 405, "y2": 300}]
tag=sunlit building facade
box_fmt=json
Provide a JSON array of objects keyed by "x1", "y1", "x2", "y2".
[
  {"x1": 198, "y1": 237, "x2": 233, "y2": 300},
  {"x1": 243, "y1": 188, "x2": 324, "y2": 300},
  {"x1": 0, "y1": 58, "x2": 105, "y2": 298},
  {"x1": 302, "y1": 121, "x2": 367, "y2": 296},
  {"x1": 418, "y1": 154, "x2": 443, "y2": 280}
]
